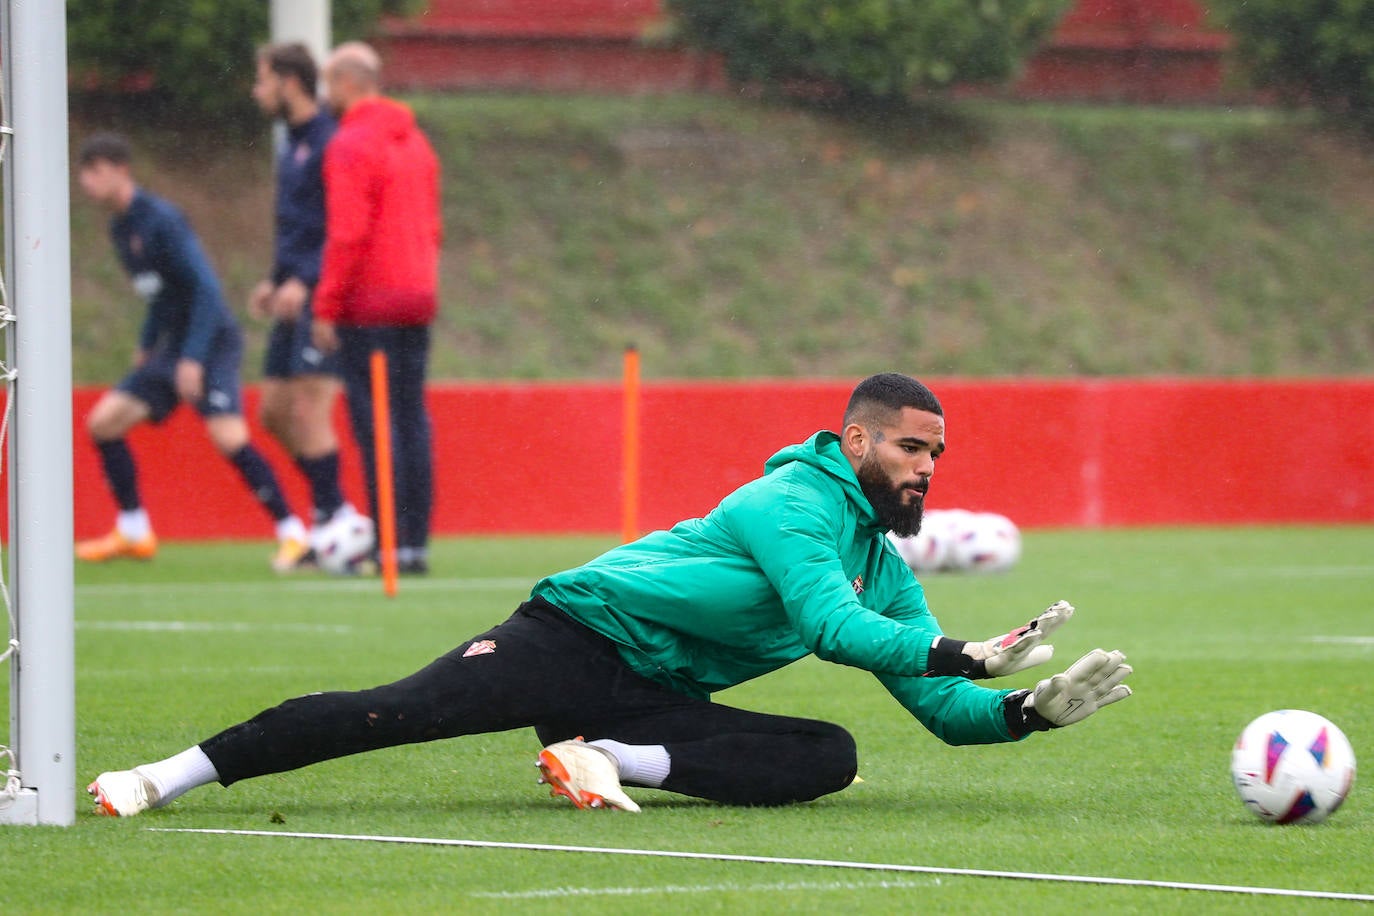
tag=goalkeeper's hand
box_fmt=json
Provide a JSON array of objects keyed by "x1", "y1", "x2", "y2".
[
  {"x1": 925, "y1": 600, "x2": 1075, "y2": 679},
  {"x1": 1003, "y1": 648, "x2": 1133, "y2": 736}
]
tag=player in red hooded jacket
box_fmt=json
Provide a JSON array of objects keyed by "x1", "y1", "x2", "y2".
[{"x1": 313, "y1": 42, "x2": 441, "y2": 575}]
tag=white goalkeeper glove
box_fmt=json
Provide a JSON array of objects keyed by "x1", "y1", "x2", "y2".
[
  {"x1": 1003, "y1": 647, "x2": 1133, "y2": 736},
  {"x1": 925, "y1": 600, "x2": 1075, "y2": 679}
]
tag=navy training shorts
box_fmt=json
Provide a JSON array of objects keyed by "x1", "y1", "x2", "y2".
[
  {"x1": 262, "y1": 299, "x2": 340, "y2": 380},
  {"x1": 116, "y1": 327, "x2": 244, "y2": 422}
]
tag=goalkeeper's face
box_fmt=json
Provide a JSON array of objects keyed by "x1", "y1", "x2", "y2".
[{"x1": 852, "y1": 408, "x2": 944, "y2": 537}]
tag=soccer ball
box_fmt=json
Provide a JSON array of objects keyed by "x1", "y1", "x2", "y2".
[
  {"x1": 888, "y1": 509, "x2": 954, "y2": 573},
  {"x1": 1230, "y1": 709, "x2": 1356, "y2": 825},
  {"x1": 945, "y1": 511, "x2": 1021, "y2": 574},
  {"x1": 314, "y1": 512, "x2": 376, "y2": 575}
]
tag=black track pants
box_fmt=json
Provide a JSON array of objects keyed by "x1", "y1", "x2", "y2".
[{"x1": 200, "y1": 598, "x2": 857, "y2": 807}]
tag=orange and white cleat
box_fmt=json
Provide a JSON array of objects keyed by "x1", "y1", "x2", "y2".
[
  {"x1": 536, "y1": 738, "x2": 641, "y2": 813},
  {"x1": 87, "y1": 768, "x2": 160, "y2": 817},
  {"x1": 76, "y1": 529, "x2": 157, "y2": 563},
  {"x1": 271, "y1": 536, "x2": 315, "y2": 573}
]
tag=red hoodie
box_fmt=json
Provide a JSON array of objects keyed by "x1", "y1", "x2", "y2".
[{"x1": 314, "y1": 97, "x2": 441, "y2": 327}]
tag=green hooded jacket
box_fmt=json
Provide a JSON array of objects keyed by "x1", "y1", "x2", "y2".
[{"x1": 533, "y1": 431, "x2": 1017, "y2": 745}]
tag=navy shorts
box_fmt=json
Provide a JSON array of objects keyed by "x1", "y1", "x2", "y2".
[
  {"x1": 116, "y1": 328, "x2": 244, "y2": 422},
  {"x1": 263, "y1": 300, "x2": 340, "y2": 380}
]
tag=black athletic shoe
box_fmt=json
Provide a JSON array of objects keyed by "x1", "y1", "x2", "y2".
[{"x1": 398, "y1": 557, "x2": 429, "y2": 576}]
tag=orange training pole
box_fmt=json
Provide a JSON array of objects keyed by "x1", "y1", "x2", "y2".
[
  {"x1": 369, "y1": 349, "x2": 399, "y2": 597},
  {"x1": 620, "y1": 346, "x2": 641, "y2": 543}
]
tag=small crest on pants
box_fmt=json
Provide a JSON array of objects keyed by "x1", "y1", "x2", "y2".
[{"x1": 462, "y1": 639, "x2": 497, "y2": 658}]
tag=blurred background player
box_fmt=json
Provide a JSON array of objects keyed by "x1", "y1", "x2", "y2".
[
  {"x1": 249, "y1": 42, "x2": 351, "y2": 567},
  {"x1": 311, "y1": 42, "x2": 441, "y2": 575},
  {"x1": 74, "y1": 133, "x2": 308, "y2": 569}
]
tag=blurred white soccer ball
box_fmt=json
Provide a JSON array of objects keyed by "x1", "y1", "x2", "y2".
[
  {"x1": 945, "y1": 511, "x2": 1021, "y2": 573},
  {"x1": 888, "y1": 509, "x2": 954, "y2": 572},
  {"x1": 314, "y1": 511, "x2": 376, "y2": 575},
  {"x1": 1231, "y1": 709, "x2": 1356, "y2": 825}
]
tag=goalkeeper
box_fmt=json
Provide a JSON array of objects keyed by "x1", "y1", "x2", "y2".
[{"x1": 89, "y1": 373, "x2": 1132, "y2": 816}]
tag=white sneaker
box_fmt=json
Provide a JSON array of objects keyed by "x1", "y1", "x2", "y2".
[
  {"x1": 87, "y1": 767, "x2": 161, "y2": 817},
  {"x1": 536, "y1": 738, "x2": 641, "y2": 813}
]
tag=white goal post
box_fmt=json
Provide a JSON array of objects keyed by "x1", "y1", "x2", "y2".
[
  {"x1": 0, "y1": 0, "x2": 76, "y2": 826},
  {"x1": 0, "y1": 0, "x2": 326, "y2": 829}
]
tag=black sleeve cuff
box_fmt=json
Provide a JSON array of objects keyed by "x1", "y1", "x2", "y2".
[
  {"x1": 1002, "y1": 688, "x2": 1054, "y2": 738},
  {"x1": 925, "y1": 637, "x2": 988, "y2": 679}
]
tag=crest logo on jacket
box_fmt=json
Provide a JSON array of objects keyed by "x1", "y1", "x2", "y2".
[
  {"x1": 294, "y1": 142, "x2": 311, "y2": 165},
  {"x1": 851, "y1": 575, "x2": 864, "y2": 595},
  {"x1": 462, "y1": 639, "x2": 497, "y2": 658}
]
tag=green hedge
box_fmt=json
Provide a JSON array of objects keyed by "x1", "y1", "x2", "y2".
[
  {"x1": 1218, "y1": 0, "x2": 1374, "y2": 125},
  {"x1": 665, "y1": 0, "x2": 1071, "y2": 101}
]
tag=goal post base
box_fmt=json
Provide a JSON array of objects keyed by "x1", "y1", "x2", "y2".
[{"x1": 0, "y1": 789, "x2": 40, "y2": 826}]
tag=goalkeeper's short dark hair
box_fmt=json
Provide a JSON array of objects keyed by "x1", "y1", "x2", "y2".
[
  {"x1": 259, "y1": 41, "x2": 318, "y2": 98},
  {"x1": 77, "y1": 132, "x2": 132, "y2": 168},
  {"x1": 844, "y1": 373, "x2": 943, "y2": 428}
]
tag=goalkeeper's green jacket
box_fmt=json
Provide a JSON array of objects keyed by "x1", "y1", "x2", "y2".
[{"x1": 533, "y1": 431, "x2": 1017, "y2": 745}]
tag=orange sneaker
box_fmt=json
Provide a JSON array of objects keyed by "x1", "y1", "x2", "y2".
[
  {"x1": 270, "y1": 536, "x2": 315, "y2": 573},
  {"x1": 75, "y1": 529, "x2": 157, "y2": 563}
]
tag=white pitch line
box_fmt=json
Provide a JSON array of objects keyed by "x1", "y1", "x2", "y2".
[
  {"x1": 469, "y1": 878, "x2": 939, "y2": 900},
  {"x1": 77, "y1": 576, "x2": 532, "y2": 596},
  {"x1": 78, "y1": 621, "x2": 361, "y2": 635},
  {"x1": 148, "y1": 828, "x2": 1374, "y2": 903},
  {"x1": 1307, "y1": 635, "x2": 1374, "y2": 646}
]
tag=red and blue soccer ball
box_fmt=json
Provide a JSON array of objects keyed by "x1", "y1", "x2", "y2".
[{"x1": 1230, "y1": 709, "x2": 1356, "y2": 825}]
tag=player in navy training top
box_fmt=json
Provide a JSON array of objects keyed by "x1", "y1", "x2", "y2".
[
  {"x1": 74, "y1": 132, "x2": 307, "y2": 567},
  {"x1": 249, "y1": 43, "x2": 353, "y2": 570}
]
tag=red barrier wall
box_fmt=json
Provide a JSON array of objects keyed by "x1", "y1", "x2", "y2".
[{"x1": 56, "y1": 378, "x2": 1374, "y2": 541}]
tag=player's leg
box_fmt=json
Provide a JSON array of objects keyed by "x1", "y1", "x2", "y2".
[
  {"x1": 385, "y1": 326, "x2": 434, "y2": 574},
  {"x1": 89, "y1": 599, "x2": 638, "y2": 814},
  {"x1": 533, "y1": 675, "x2": 858, "y2": 808},
  {"x1": 199, "y1": 331, "x2": 308, "y2": 566},
  {"x1": 258, "y1": 378, "x2": 294, "y2": 450},
  {"x1": 289, "y1": 305, "x2": 347, "y2": 528},
  {"x1": 204, "y1": 413, "x2": 308, "y2": 558},
  {"x1": 76, "y1": 368, "x2": 171, "y2": 561},
  {"x1": 289, "y1": 372, "x2": 346, "y2": 525},
  {"x1": 337, "y1": 326, "x2": 379, "y2": 532},
  {"x1": 258, "y1": 317, "x2": 298, "y2": 453}
]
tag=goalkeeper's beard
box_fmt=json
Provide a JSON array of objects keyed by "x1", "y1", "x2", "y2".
[{"x1": 857, "y1": 454, "x2": 925, "y2": 537}]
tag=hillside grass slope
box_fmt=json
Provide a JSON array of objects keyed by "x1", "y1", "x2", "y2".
[{"x1": 65, "y1": 95, "x2": 1374, "y2": 382}]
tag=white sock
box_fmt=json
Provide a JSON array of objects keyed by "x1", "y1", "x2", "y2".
[
  {"x1": 588, "y1": 739, "x2": 671, "y2": 788},
  {"x1": 275, "y1": 514, "x2": 307, "y2": 542},
  {"x1": 137, "y1": 745, "x2": 220, "y2": 806},
  {"x1": 116, "y1": 509, "x2": 151, "y2": 541}
]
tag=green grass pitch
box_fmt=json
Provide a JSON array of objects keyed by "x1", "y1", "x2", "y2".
[{"x1": 4, "y1": 526, "x2": 1372, "y2": 913}]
